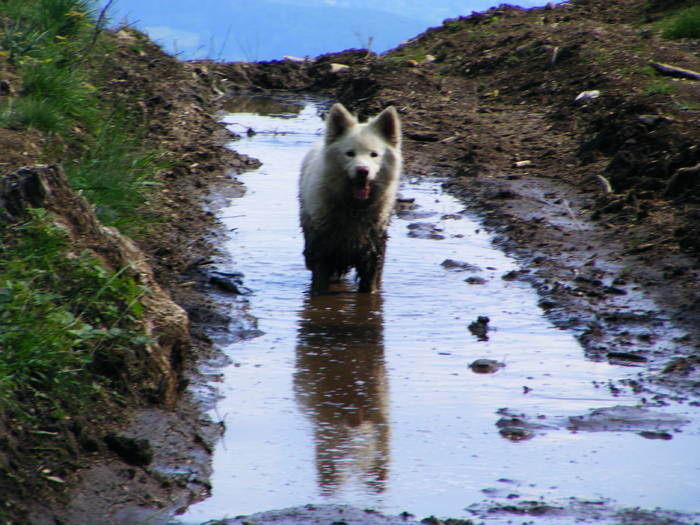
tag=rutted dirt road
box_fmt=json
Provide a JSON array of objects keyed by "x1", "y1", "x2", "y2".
[{"x1": 3, "y1": 0, "x2": 700, "y2": 523}]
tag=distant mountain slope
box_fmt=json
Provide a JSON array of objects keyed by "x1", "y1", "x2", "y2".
[{"x1": 106, "y1": 0, "x2": 434, "y2": 61}]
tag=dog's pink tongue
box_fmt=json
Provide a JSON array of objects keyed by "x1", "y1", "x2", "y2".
[{"x1": 353, "y1": 181, "x2": 371, "y2": 200}]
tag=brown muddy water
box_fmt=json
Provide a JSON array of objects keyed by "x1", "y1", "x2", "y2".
[{"x1": 181, "y1": 96, "x2": 700, "y2": 523}]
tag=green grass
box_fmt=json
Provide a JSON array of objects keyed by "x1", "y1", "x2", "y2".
[
  {"x1": 0, "y1": 0, "x2": 165, "y2": 421},
  {"x1": 385, "y1": 45, "x2": 429, "y2": 64},
  {"x1": 1, "y1": 0, "x2": 163, "y2": 231},
  {"x1": 661, "y1": 5, "x2": 700, "y2": 39},
  {"x1": 65, "y1": 114, "x2": 166, "y2": 232},
  {"x1": 0, "y1": 0, "x2": 101, "y2": 134},
  {"x1": 644, "y1": 77, "x2": 675, "y2": 95},
  {"x1": 1, "y1": 58, "x2": 99, "y2": 134},
  {"x1": 0, "y1": 210, "x2": 151, "y2": 419},
  {"x1": 676, "y1": 98, "x2": 700, "y2": 111}
]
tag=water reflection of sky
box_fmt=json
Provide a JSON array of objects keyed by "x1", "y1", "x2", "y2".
[
  {"x1": 180, "y1": 97, "x2": 700, "y2": 523},
  {"x1": 100, "y1": 0, "x2": 564, "y2": 62}
]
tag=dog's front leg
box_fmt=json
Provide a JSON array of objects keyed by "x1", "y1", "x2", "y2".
[{"x1": 310, "y1": 262, "x2": 332, "y2": 295}]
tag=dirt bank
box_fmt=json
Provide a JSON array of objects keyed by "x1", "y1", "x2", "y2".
[
  {"x1": 0, "y1": 28, "x2": 256, "y2": 524},
  {"x1": 2, "y1": 0, "x2": 699, "y2": 523}
]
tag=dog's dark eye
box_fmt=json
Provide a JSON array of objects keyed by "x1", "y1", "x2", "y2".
[
  {"x1": 370, "y1": 151, "x2": 379, "y2": 158},
  {"x1": 345, "y1": 150, "x2": 355, "y2": 157}
]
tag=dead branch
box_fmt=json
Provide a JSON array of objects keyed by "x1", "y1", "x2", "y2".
[{"x1": 650, "y1": 61, "x2": 700, "y2": 81}]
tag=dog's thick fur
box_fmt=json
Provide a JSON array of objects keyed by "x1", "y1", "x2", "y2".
[{"x1": 299, "y1": 103, "x2": 402, "y2": 294}]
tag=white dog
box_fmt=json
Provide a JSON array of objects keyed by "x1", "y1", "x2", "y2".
[{"x1": 298, "y1": 103, "x2": 402, "y2": 294}]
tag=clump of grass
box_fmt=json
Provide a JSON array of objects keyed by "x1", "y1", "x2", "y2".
[
  {"x1": 0, "y1": 57, "x2": 99, "y2": 134},
  {"x1": 644, "y1": 77, "x2": 675, "y2": 95},
  {"x1": 0, "y1": 210, "x2": 151, "y2": 419},
  {"x1": 0, "y1": 0, "x2": 100, "y2": 134},
  {"x1": 661, "y1": 5, "x2": 700, "y2": 39},
  {"x1": 65, "y1": 114, "x2": 166, "y2": 232},
  {"x1": 385, "y1": 45, "x2": 429, "y2": 65},
  {"x1": 1, "y1": 0, "x2": 163, "y2": 232}
]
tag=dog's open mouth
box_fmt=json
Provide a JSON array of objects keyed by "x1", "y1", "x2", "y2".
[{"x1": 352, "y1": 180, "x2": 371, "y2": 200}]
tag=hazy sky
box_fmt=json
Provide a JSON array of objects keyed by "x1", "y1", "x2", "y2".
[{"x1": 100, "y1": 0, "x2": 560, "y2": 61}]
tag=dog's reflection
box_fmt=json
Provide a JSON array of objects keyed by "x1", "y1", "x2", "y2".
[{"x1": 294, "y1": 291, "x2": 389, "y2": 495}]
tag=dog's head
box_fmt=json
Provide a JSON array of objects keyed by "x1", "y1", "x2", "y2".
[{"x1": 324, "y1": 103, "x2": 401, "y2": 201}]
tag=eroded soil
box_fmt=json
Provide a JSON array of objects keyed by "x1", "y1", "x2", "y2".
[{"x1": 2, "y1": 0, "x2": 700, "y2": 523}]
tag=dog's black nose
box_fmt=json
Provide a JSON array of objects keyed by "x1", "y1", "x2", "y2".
[{"x1": 355, "y1": 166, "x2": 370, "y2": 180}]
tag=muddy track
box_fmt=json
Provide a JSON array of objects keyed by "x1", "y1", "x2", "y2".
[{"x1": 6, "y1": 0, "x2": 700, "y2": 523}]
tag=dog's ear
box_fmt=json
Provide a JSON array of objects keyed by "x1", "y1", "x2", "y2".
[
  {"x1": 370, "y1": 106, "x2": 401, "y2": 148},
  {"x1": 325, "y1": 103, "x2": 356, "y2": 144}
]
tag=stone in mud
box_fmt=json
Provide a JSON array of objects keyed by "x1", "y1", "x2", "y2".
[
  {"x1": 405, "y1": 131, "x2": 440, "y2": 142},
  {"x1": 208, "y1": 504, "x2": 425, "y2": 524},
  {"x1": 496, "y1": 408, "x2": 555, "y2": 441},
  {"x1": 606, "y1": 351, "x2": 648, "y2": 364},
  {"x1": 420, "y1": 517, "x2": 473, "y2": 525},
  {"x1": 407, "y1": 222, "x2": 445, "y2": 239},
  {"x1": 638, "y1": 431, "x2": 673, "y2": 440},
  {"x1": 664, "y1": 162, "x2": 700, "y2": 198},
  {"x1": 663, "y1": 356, "x2": 700, "y2": 375},
  {"x1": 567, "y1": 405, "x2": 690, "y2": 433},
  {"x1": 103, "y1": 433, "x2": 154, "y2": 466},
  {"x1": 398, "y1": 209, "x2": 438, "y2": 220},
  {"x1": 469, "y1": 358, "x2": 505, "y2": 373},
  {"x1": 441, "y1": 258, "x2": 481, "y2": 272},
  {"x1": 209, "y1": 271, "x2": 251, "y2": 295},
  {"x1": 468, "y1": 316, "x2": 490, "y2": 341},
  {"x1": 498, "y1": 426, "x2": 533, "y2": 441},
  {"x1": 501, "y1": 270, "x2": 522, "y2": 281}
]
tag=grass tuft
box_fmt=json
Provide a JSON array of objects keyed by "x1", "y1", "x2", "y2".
[
  {"x1": 661, "y1": 5, "x2": 700, "y2": 39},
  {"x1": 65, "y1": 114, "x2": 166, "y2": 232}
]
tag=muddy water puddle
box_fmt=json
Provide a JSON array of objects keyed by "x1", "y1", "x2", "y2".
[{"x1": 182, "y1": 96, "x2": 700, "y2": 523}]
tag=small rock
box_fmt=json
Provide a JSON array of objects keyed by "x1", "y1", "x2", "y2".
[
  {"x1": 663, "y1": 356, "x2": 698, "y2": 375},
  {"x1": 104, "y1": 434, "x2": 153, "y2": 466},
  {"x1": 501, "y1": 270, "x2": 522, "y2": 281},
  {"x1": 568, "y1": 405, "x2": 689, "y2": 433},
  {"x1": 329, "y1": 63, "x2": 350, "y2": 73},
  {"x1": 664, "y1": 163, "x2": 700, "y2": 198},
  {"x1": 407, "y1": 222, "x2": 444, "y2": 240},
  {"x1": 441, "y1": 259, "x2": 481, "y2": 272},
  {"x1": 469, "y1": 359, "x2": 504, "y2": 373},
  {"x1": 498, "y1": 427, "x2": 533, "y2": 441},
  {"x1": 637, "y1": 114, "x2": 672, "y2": 127},
  {"x1": 209, "y1": 271, "x2": 251, "y2": 295},
  {"x1": 513, "y1": 160, "x2": 532, "y2": 168},
  {"x1": 607, "y1": 351, "x2": 648, "y2": 364},
  {"x1": 405, "y1": 132, "x2": 440, "y2": 142},
  {"x1": 468, "y1": 316, "x2": 490, "y2": 341},
  {"x1": 639, "y1": 431, "x2": 673, "y2": 440},
  {"x1": 574, "y1": 90, "x2": 600, "y2": 103}
]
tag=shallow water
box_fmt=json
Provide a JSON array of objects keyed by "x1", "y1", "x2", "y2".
[{"x1": 181, "y1": 96, "x2": 700, "y2": 523}]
